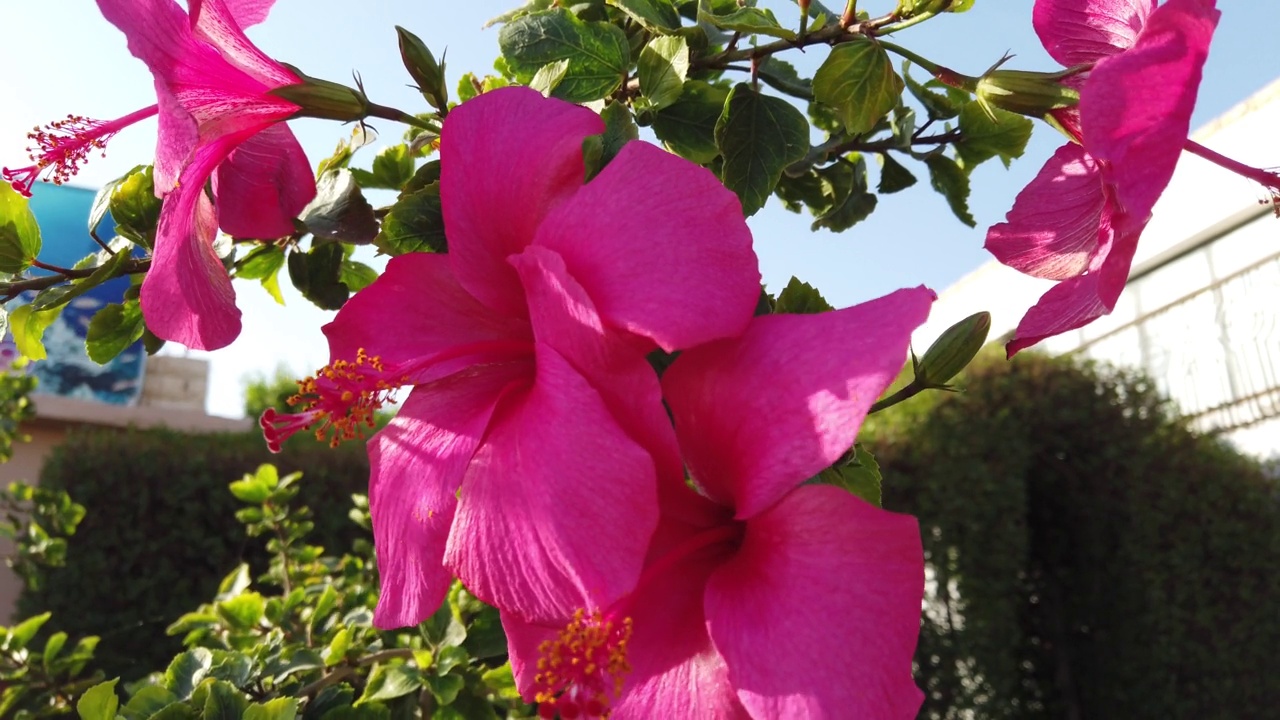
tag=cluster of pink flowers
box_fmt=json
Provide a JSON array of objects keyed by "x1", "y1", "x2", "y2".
[{"x1": 264, "y1": 85, "x2": 936, "y2": 718}]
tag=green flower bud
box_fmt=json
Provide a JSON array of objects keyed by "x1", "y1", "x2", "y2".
[
  {"x1": 271, "y1": 72, "x2": 370, "y2": 123},
  {"x1": 916, "y1": 311, "x2": 991, "y2": 388},
  {"x1": 396, "y1": 26, "x2": 448, "y2": 110},
  {"x1": 975, "y1": 69, "x2": 1081, "y2": 119}
]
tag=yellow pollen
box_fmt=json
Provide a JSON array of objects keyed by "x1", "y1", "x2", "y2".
[{"x1": 533, "y1": 608, "x2": 633, "y2": 715}]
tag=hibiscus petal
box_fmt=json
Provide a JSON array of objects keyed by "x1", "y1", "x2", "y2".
[
  {"x1": 97, "y1": 0, "x2": 297, "y2": 139},
  {"x1": 1081, "y1": 0, "x2": 1218, "y2": 237},
  {"x1": 1005, "y1": 222, "x2": 1141, "y2": 356},
  {"x1": 533, "y1": 142, "x2": 760, "y2": 352},
  {"x1": 444, "y1": 344, "x2": 658, "y2": 623},
  {"x1": 1034, "y1": 0, "x2": 1156, "y2": 66},
  {"x1": 190, "y1": 0, "x2": 299, "y2": 87},
  {"x1": 140, "y1": 131, "x2": 246, "y2": 350},
  {"x1": 441, "y1": 86, "x2": 603, "y2": 316},
  {"x1": 611, "y1": 551, "x2": 747, "y2": 720},
  {"x1": 985, "y1": 143, "x2": 1112, "y2": 280},
  {"x1": 213, "y1": 124, "x2": 315, "y2": 238},
  {"x1": 154, "y1": 81, "x2": 198, "y2": 194},
  {"x1": 322, "y1": 252, "x2": 533, "y2": 383},
  {"x1": 661, "y1": 288, "x2": 934, "y2": 519},
  {"x1": 509, "y1": 245, "x2": 684, "y2": 492},
  {"x1": 369, "y1": 365, "x2": 525, "y2": 629},
  {"x1": 705, "y1": 485, "x2": 925, "y2": 719}
]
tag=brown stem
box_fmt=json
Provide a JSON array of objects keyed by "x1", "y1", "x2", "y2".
[{"x1": 1, "y1": 259, "x2": 151, "y2": 303}]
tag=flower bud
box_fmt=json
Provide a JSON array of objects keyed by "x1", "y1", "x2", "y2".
[
  {"x1": 916, "y1": 311, "x2": 990, "y2": 388},
  {"x1": 270, "y1": 70, "x2": 370, "y2": 122},
  {"x1": 975, "y1": 69, "x2": 1081, "y2": 119},
  {"x1": 396, "y1": 26, "x2": 448, "y2": 110}
]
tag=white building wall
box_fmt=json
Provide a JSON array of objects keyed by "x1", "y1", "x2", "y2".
[{"x1": 917, "y1": 79, "x2": 1280, "y2": 458}]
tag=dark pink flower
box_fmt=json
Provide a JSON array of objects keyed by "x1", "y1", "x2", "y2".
[
  {"x1": 98, "y1": 0, "x2": 314, "y2": 350},
  {"x1": 505, "y1": 288, "x2": 934, "y2": 719},
  {"x1": 986, "y1": 0, "x2": 1218, "y2": 355},
  {"x1": 262, "y1": 87, "x2": 761, "y2": 629}
]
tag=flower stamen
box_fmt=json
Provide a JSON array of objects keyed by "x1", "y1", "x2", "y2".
[
  {"x1": 2, "y1": 105, "x2": 158, "y2": 197},
  {"x1": 534, "y1": 609, "x2": 633, "y2": 719},
  {"x1": 259, "y1": 348, "x2": 407, "y2": 452}
]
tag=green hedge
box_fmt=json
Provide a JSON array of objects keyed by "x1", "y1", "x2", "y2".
[
  {"x1": 21, "y1": 427, "x2": 369, "y2": 680},
  {"x1": 867, "y1": 352, "x2": 1280, "y2": 720}
]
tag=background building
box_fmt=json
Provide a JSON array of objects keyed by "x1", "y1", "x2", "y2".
[{"x1": 915, "y1": 79, "x2": 1280, "y2": 458}]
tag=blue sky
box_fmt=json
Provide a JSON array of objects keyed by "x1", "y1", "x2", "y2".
[{"x1": 2, "y1": 0, "x2": 1276, "y2": 417}]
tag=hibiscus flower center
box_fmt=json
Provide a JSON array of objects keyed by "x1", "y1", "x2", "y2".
[
  {"x1": 533, "y1": 608, "x2": 633, "y2": 720},
  {"x1": 259, "y1": 348, "x2": 407, "y2": 451},
  {"x1": 2, "y1": 105, "x2": 158, "y2": 197}
]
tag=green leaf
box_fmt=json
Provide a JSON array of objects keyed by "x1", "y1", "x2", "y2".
[
  {"x1": 356, "y1": 665, "x2": 423, "y2": 706},
  {"x1": 317, "y1": 126, "x2": 378, "y2": 177},
  {"x1": 652, "y1": 80, "x2": 729, "y2": 164},
  {"x1": 42, "y1": 630, "x2": 67, "y2": 670},
  {"x1": 714, "y1": 83, "x2": 810, "y2": 216},
  {"x1": 228, "y1": 476, "x2": 272, "y2": 504},
  {"x1": 903, "y1": 63, "x2": 964, "y2": 120},
  {"x1": 322, "y1": 627, "x2": 352, "y2": 667},
  {"x1": 757, "y1": 57, "x2": 814, "y2": 100},
  {"x1": 165, "y1": 648, "x2": 213, "y2": 700},
  {"x1": 29, "y1": 248, "x2": 132, "y2": 313},
  {"x1": 926, "y1": 154, "x2": 976, "y2": 227},
  {"x1": 499, "y1": 9, "x2": 630, "y2": 103},
  {"x1": 774, "y1": 277, "x2": 833, "y2": 314},
  {"x1": 0, "y1": 183, "x2": 41, "y2": 274},
  {"x1": 8, "y1": 304, "x2": 59, "y2": 361},
  {"x1": 88, "y1": 164, "x2": 144, "y2": 240},
  {"x1": 339, "y1": 261, "x2": 377, "y2": 293},
  {"x1": 700, "y1": 6, "x2": 796, "y2": 39},
  {"x1": 350, "y1": 145, "x2": 416, "y2": 191},
  {"x1": 638, "y1": 36, "x2": 689, "y2": 111},
  {"x1": 375, "y1": 184, "x2": 447, "y2": 256},
  {"x1": 811, "y1": 157, "x2": 878, "y2": 232},
  {"x1": 609, "y1": 0, "x2": 681, "y2": 32},
  {"x1": 529, "y1": 58, "x2": 570, "y2": 96},
  {"x1": 288, "y1": 243, "x2": 349, "y2": 310},
  {"x1": 424, "y1": 673, "x2": 465, "y2": 706},
  {"x1": 817, "y1": 445, "x2": 882, "y2": 507},
  {"x1": 217, "y1": 592, "x2": 265, "y2": 630},
  {"x1": 234, "y1": 245, "x2": 288, "y2": 305},
  {"x1": 203, "y1": 680, "x2": 249, "y2": 720},
  {"x1": 245, "y1": 698, "x2": 299, "y2": 720},
  {"x1": 954, "y1": 101, "x2": 1034, "y2": 170},
  {"x1": 813, "y1": 39, "x2": 904, "y2": 137},
  {"x1": 85, "y1": 300, "x2": 146, "y2": 364},
  {"x1": 877, "y1": 153, "x2": 918, "y2": 193},
  {"x1": 120, "y1": 685, "x2": 178, "y2": 720},
  {"x1": 76, "y1": 678, "x2": 119, "y2": 720},
  {"x1": 109, "y1": 166, "x2": 163, "y2": 246},
  {"x1": 311, "y1": 585, "x2": 339, "y2": 627},
  {"x1": 480, "y1": 664, "x2": 521, "y2": 701},
  {"x1": 300, "y1": 169, "x2": 380, "y2": 245},
  {"x1": 583, "y1": 102, "x2": 640, "y2": 181},
  {"x1": 7, "y1": 612, "x2": 49, "y2": 651}
]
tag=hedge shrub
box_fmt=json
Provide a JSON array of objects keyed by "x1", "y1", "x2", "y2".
[
  {"x1": 867, "y1": 351, "x2": 1280, "y2": 720},
  {"x1": 20, "y1": 427, "x2": 369, "y2": 680}
]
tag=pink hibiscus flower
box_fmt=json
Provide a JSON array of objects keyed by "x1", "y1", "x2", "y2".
[
  {"x1": 3, "y1": 0, "x2": 315, "y2": 350},
  {"x1": 985, "y1": 0, "x2": 1218, "y2": 355},
  {"x1": 504, "y1": 288, "x2": 935, "y2": 720},
  {"x1": 261, "y1": 86, "x2": 761, "y2": 629}
]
